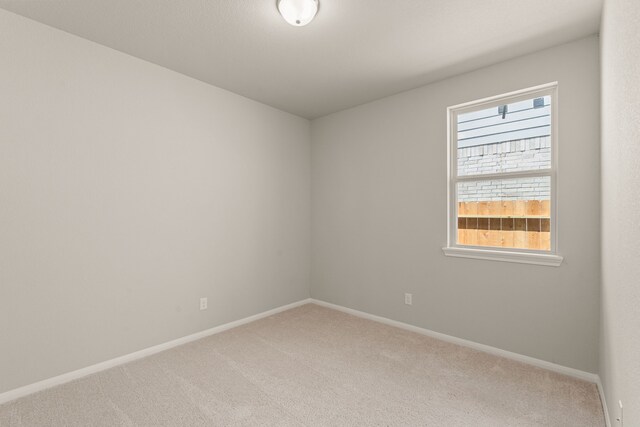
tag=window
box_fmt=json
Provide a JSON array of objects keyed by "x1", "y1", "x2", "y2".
[{"x1": 443, "y1": 83, "x2": 563, "y2": 266}]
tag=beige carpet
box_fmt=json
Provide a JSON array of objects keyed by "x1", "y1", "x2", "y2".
[{"x1": 0, "y1": 303, "x2": 604, "y2": 426}]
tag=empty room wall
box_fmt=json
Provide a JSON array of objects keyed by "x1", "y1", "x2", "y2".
[
  {"x1": 600, "y1": 0, "x2": 640, "y2": 424},
  {"x1": 311, "y1": 36, "x2": 600, "y2": 372},
  {"x1": 0, "y1": 9, "x2": 310, "y2": 394}
]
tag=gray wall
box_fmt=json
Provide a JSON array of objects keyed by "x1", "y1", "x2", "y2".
[
  {"x1": 0, "y1": 10, "x2": 310, "y2": 394},
  {"x1": 311, "y1": 36, "x2": 600, "y2": 372},
  {"x1": 600, "y1": 0, "x2": 640, "y2": 424}
]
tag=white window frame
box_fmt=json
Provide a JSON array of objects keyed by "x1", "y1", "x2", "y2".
[{"x1": 442, "y1": 82, "x2": 563, "y2": 267}]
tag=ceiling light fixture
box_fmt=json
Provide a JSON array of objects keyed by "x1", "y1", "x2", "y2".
[{"x1": 277, "y1": 0, "x2": 319, "y2": 27}]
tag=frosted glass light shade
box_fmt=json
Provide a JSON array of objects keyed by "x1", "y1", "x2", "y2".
[{"x1": 277, "y1": 0, "x2": 319, "y2": 26}]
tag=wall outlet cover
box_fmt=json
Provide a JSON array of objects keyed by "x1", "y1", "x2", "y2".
[
  {"x1": 405, "y1": 293, "x2": 412, "y2": 305},
  {"x1": 617, "y1": 400, "x2": 623, "y2": 425}
]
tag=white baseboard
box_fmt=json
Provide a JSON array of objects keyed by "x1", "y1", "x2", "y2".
[
  {"x1": 0, "y1": 298, "x2": 312, "y2": 405},
  {"x1": 596, "y1": 377, "x2": 612, "y2": 427},
  {"x1": 310, "y1": 298, "x2": 599, "y2": 383}
]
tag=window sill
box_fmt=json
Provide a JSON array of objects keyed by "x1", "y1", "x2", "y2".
[{"x1": 442, "y1": 246, "x2": 563, "y2": 267}]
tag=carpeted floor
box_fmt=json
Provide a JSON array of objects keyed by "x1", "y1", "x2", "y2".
[{"x1": 0, "y1": 303, "x2": 604, "y2": 426}]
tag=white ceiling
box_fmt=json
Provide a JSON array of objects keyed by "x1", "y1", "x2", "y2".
[{"x1": 0, "y1": 0, "x2": 602, "y2": 118}]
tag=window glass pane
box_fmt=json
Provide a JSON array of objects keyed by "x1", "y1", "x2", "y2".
[
  {"x1": 457, "y1": 177, "x2": 551, "y2": 251},
  {"x1": 457, "y1": 96, "x2": 551, "y2": 176}
]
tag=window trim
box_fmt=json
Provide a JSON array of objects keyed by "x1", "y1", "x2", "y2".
[{"x1": 443, "y1": 82, "x2": 563, "y2": 267}]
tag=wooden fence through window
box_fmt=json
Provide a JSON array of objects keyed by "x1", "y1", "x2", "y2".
[{"x1": 457, "y1": 200, "x2": 550, "y2": 250}]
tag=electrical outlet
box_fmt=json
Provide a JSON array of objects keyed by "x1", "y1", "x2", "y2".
[
  {"x1": 616, "y1": 400, "x2": 623, "y2": 426},
  {"x1": 199, "y1": 297, "x2": 208, "y2": 311},
  {"x1": 404, "y1": 293, "x2": 412, "y2": 305}
]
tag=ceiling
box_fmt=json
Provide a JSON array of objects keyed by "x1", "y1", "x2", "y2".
[{"x1": 0, "y1": 0, "x2": 603, "y2": 119}]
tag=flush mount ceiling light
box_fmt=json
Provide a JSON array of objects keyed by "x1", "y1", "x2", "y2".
[{"x1": 277, "y1": 0, "x2": 319, "y2": 26}]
